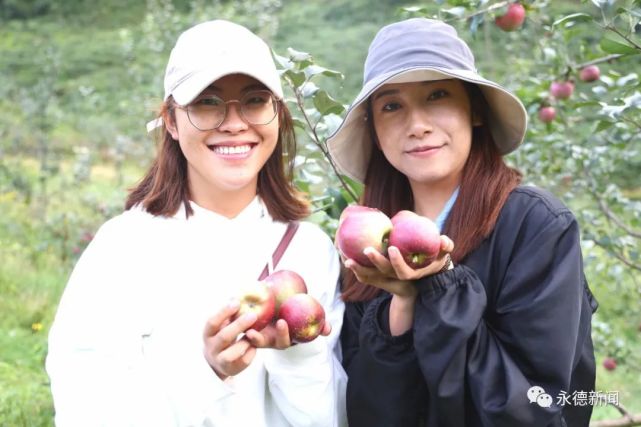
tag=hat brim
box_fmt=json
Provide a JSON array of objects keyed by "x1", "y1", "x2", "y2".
[
  {"x1": 327, "y1": 67, "x2": 528, "y2": 183},
  {"x1": 171, "y1": 65, "x2": 284, "y2": 106}
]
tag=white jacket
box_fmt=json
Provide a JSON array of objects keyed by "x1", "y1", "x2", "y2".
[{"x1": 46, "y1": 197, "x2": 347, "y2": 427}]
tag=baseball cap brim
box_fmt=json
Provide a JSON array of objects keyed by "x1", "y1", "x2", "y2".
[{"x1": 171, "y1": 66, "x2": 284, "y2": 106}]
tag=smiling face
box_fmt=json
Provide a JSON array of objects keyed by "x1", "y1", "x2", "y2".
[
  {"x1": 166, "y1": 74, "x2": 280, "y2": 210},
  {"x1": 370, "y1": 79, "x2": 476, "y2": 192}
]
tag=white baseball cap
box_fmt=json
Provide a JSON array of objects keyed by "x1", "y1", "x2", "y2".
[{"x1": 147, "y1": 20, "x2": 283, "y2": 132}]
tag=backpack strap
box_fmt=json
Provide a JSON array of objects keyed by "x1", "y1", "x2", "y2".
[{"x1": 258, "y1": 221, "x2": 300, "y2": 280}]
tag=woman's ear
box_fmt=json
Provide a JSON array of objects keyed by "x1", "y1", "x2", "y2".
[{"x1": 164, "y1": 112, "x2": 179, "y2": 140}]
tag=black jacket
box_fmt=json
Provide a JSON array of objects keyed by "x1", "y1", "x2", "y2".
[{"x1": 340, "y1": 186, "x2": 598, "y2": 427}]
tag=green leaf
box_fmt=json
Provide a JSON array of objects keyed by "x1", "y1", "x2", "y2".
[
  {"x1": 292, "y1": 117, "x2": 307, "y2": 131},
  {"x1": 287, "y1": 47, "x2": 313, "y2": 68},
  {"x1": 303, "y1": 65, "x2": 344, "y2": 80},
  {"x1": 552, "y1": 13, "x2": 593, "y2": 28},
  {"x1": 469, "y1": 14, "x2": 483, "y2": 36},
  {"x1": 573, "y1": 100, "x2": 601, "y2": 108},
  {"x1": 595, "y1": 120, "x2": 614, "y2": 132},
  {"x1": 591, "y1": 0, "x2": 616, "y2": 9},
  {"x1": 441, "y1": 7, "x2": 466, "y2": 18},
  {"x1": 287, "y1": 47, "x2": 312, "y2": 63},
  {"x1": 273, "y1": 53, "x2": 293, "y2": 70},
  {"x1": 600, "y1": 37, "x2": 639, "y2": 54},
  {"x1": 618, "y1": 7, "x2": 641, "y2": 18},
  {"x1": 401, "y1": 6, "x2": 429, "y2": 13},
  {"x1": 313, "y1": 90, "x2": 345, "y2": 116},
  {"x1": 282, "y1": 69, "x2": 306, "y2": 88},
  {"x1": 300, "y1": 81, "x2": 319, "y2": 98}
]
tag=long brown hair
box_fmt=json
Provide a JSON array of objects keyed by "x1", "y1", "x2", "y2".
[
  {"x1": 125, "y1": 97, "x2": 310, "y2": 221},
  {"x1": 342, "y1": 82, "x2": 522, "y2": 302}
]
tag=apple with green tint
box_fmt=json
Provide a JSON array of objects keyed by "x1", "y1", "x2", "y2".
[
  {"x1": 389, "y1": 210, "x2": 441, "y2": 269},
  {"x1": 335, "y1": 205, "x2": 393, "y2": 267},
  {"x1": 233, "y1": 281, "x2": 276, "y2": 331},
  {"x1": 278, "y1": 294, "x2": 326, "y2": 343}
]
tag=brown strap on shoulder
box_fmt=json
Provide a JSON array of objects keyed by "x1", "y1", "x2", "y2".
[{"x1": 258, "y1": 221, "x2": 300, "y2": 280}]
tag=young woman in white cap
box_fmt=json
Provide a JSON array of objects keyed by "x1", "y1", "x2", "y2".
[
  {"x1": 329, "y1": 18, "x2": 597, "y2": 427},
  {"x1": 47, "y1": 20, "x2": 347, "y2": 427}
]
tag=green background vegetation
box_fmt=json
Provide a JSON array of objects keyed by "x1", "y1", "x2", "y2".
[{"x1": 1, "y1": 0, "x2": 640, "y2": 425}]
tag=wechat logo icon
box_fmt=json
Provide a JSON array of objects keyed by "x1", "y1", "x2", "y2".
[{"x1": 527, "y1": 386, "x2": 553, "y2": 408}]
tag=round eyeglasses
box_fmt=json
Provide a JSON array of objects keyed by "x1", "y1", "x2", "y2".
[{"x1": 178, "y1": 90, "x2": 279, "y2": 131}]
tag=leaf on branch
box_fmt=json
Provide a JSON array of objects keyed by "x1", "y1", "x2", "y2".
[
  {"x1": 618, "y1": 6, "x2": 641, "y2": 18},
  {"x1": 273, "y1": 53, "x2": 294, "y2": 70},
  {"x1": 591, "y1": 0, "x2": 616, "y2": 9},
  {"x1": 441, "y1": 7, "x2": 466, "y2": 18},
  {"x1": 595, "y1": 120, "x2": 615, "y2": 132},
  {"x1": 552, "y1": 13, "x2": 593, "y2": 29},
  {"x1": 401, "y1": 6, "x2": 429, "y2": 13},
  {"x1": 321, "y1": 114, "x2": 344, "y2": 137},
  {"x1": 287, "y1": 47, "x2": 313, "y2": 67},
  {"x1": 616, "y1": 73, "x2": 639, "y2": 86},
  {"x1": 282, "y1": 69, "x2": 306, "y2": 88},
  {"x1": 313, "y1": 90, "x2": 345, "y2": 116},
  {"x1": 303, "y1": 65, "x2": 344, "y2": 80},
  {"x1": 600, "y1": 37, "x2": 639, "y2": 55},
  {"x1": 292, "y1": 117, "x2": 307, "y2": 131},
  {"x1": 469, "y1": 15, "x2": 483, "y2": 35},
  {"x1": 600, "y1": 92, "x2": 641, "y2": 118},
  {"x1": 300, "y1": 81, "x2": 320, "y2": 99}
]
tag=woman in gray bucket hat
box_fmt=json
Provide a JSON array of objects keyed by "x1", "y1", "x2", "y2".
[{"x1": 333, "y1": 18, "x2": 597, "y2": 427}]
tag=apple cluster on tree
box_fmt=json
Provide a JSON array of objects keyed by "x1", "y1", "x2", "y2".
[
  {"x1": 233, "y1": 270, "x2": 326, "y2": 343},
  {"x1": 538, "y1": 65, "x2": 601, "y2": 123},
  {"x1": 335, "y1": 206, "x2": 441, "y2": 270}
]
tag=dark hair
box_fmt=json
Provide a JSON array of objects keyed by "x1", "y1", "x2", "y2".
[
  {"x1": 125, "y1": 97, "x2": 310, "y2": 221},
  {"x1": 342, "y1": 82, "x2": 522, "y2": 302}
]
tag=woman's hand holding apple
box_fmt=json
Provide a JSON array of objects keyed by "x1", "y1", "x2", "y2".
[
  {"x1": 203, "y1": 301, "x2": 260, "y2": 380},
  {"x1": 244, "y1": 319, "x2": 331, "y2": 349},
  {"x1": 343, "y1": 235, "x2": 453, "y2": 336},
  {"x1": 343, "y1": 234, "x2": 454, "y2": 294},
  {"x1": 244, "y1": 319, "x2": 291, "y2": 349}
]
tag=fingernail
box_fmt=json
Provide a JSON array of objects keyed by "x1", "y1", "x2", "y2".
[
  {"x1": 363, "y1": 247, "x2": 374, "y2": 255},
  {"x1": 228, "y1": 300, "x2": 240, "y2": 309}
]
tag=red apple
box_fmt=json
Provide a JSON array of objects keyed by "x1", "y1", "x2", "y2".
[
  {"x1": 264, "y1": 270, "x2": 308, "y2": 316},
  {"x1": 389, "y1": 210, "x2": 441, "y2": 269},
  {"x1": 278, "y1": 293, "x2": 326, "y2": 343},
  {"x1": 390, "y1": 209, "x2": 416, "y2": 226},
  {"x1": 538, "y1": 106, "x2": 556, "y2": 123},
  {"x1": 495, "y1": 3, "x2": 526, "y2": 32},
  {"x1": 602, "y1": 357, "x2": 617, "y2": 371},
  {"x1": 233, "y1": 281, "x2": 276, "y2": 331},
  {"x1": 579, "y1": 65, "x2": 600, "y2": 82},
  {"x1": 550, "y1": 81, "x2": 575, "y2": 100},
  {"x1": 335, "y1": 205, "x2": 393, "y2": 267}
]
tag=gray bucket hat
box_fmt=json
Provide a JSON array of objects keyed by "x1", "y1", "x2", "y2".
[{"x1": 327, "y1": 18, "x2": 528, "y2": 183}]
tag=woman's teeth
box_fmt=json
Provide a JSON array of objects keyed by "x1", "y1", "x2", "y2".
[{"x1": 210, "y1": 145, "x2": 252, "y2": 155}]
